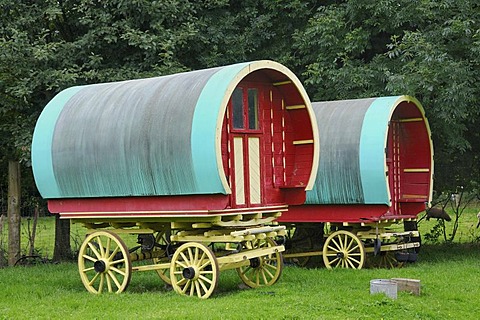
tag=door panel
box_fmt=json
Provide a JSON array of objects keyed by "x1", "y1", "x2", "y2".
[
  {"x1": 248, "y1": 137, "x2": 261, "y2": 204},
  {"x1": 233, "y1": 137, "x2": 246, "y2": 205}
]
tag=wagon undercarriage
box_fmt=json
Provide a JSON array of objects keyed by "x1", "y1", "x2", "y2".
[
  {"x1": 283, "y1": 219, "x2": 420, "y2": 269},
  {"x1": 75, "y1": 209, "x2": 286, "y2": 298}
]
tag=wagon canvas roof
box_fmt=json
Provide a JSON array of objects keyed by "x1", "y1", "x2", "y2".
[
  {"x1": 305, "y1": 95, "x2": 433, "y2": 206},
  {"x1": 32, "y1": 60, "x2": 317, "y2": 199}
]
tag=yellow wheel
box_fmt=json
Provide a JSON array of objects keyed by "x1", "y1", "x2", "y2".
[
  {"x1": 323, "y1": 230, "x2": 365, "y2": 269},
  {"x1": 153, "y1": 229, "x2": 171, "y2": 285},
  {"x1": 170, "y1": 242, "x2": 219, "y2": 299},
  {"x1": 237, "y1": 237, "x2": 283, "y2": 288},
  {"x1": 78, "y1": 231, "x2": 132, "y2": 294}
]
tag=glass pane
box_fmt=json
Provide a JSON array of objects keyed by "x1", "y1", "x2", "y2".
[
  {"x1": 232, "y1": 88, "x2": 244, "y2": 129},
  {"x1": 248, "y1": 88, "x2": 259, "y2": 130}
]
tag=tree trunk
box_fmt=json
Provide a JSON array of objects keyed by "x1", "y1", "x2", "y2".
[
  {"x1": 8, "y1": 160, "x2": 21, "y2": 266},
  {"x1": 53, "y1": 215, "x2": 72, "y2": 262}
]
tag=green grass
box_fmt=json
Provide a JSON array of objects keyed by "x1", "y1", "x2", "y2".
[
  {"x1": 0, "y1": 243, "x2": 479, "y2": 319},
  {"x1": 1, "y1": 209, "x2": 479, "y2": 319}
]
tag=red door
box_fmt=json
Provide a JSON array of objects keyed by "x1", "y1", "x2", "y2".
[{"x1": 228, "y1": 85, "x2": 264, "y2": 207}]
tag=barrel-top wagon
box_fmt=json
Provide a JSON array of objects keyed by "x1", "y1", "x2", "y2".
[
  {"x1": 280, "y1": 96, "x2": 434, "y2": 269},
  {"x1": 32, "y1": 60, "x2": 319, "y2": 298}
]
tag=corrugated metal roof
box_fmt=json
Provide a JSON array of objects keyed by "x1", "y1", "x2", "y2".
[{"x1": 306, "y1": 98, "x2": 374, "y2": 204}]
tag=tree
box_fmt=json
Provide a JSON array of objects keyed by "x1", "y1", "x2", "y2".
[
  {"x1": 292, "y1": 0, "x2": 480, "y2": 192},
  {"x1": 0, "y1": 0, "x2": 203, "y2": 261}
]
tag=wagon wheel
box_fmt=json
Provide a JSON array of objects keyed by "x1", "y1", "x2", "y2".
[
  {"x1": 368, "y1": 252, "x2": 404, "y2": 269},
  {"x1": 367, "y1": 238, "x2": 404, "y2": 269},
  {"x1": 78, "y1": 230, "x2": 132, "y2": 294},
  {"x1": 323, "y1": 230, "x2": 365, "y2": 269},
  {"x1": 284, "y1": 227, "x2": 313, "y2": 267},
  {"x1": 237, "y1": 237, "x2": 283, "y2": 288},
  {"x1": 170, "y1": 242, "x2": 219, "y2": 299},
  {"x1": 153, "y1": 229, "x2": 172, "y2": 285}
]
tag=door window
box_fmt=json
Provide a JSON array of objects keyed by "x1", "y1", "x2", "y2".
[{"x1": 231, "y1": 87, "x2": 260, "y2": 132}]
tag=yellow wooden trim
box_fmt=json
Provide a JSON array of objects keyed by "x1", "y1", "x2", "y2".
[
  {"x1": 286, "y1": 104, "x2": 306, "y2": 110},
  {"x1": 132, "y1": 261, "x2": 170, "y2": 272},
  {"x1": 398, "y1": 118, "x2": 423, "y2": 123},
  {"x1": 273, "y1": 80, "x2": 292, "y2": 86},
  {"x1": 293, "y1": 139, "x2": 314, "y2": 145},
  {"x1": 404, "y1": 168, "x2": 430, "y2": 173},
  {"x1": 402, "y1": 194, "x2": 428, "y2": 199}
]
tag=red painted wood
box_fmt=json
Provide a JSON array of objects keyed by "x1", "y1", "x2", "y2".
[{"x1": 48, "y1": 194, "x2": 229, "y2": 213}]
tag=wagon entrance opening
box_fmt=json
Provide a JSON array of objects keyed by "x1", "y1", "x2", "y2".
[{"x1": 387, "y1": 101, "x2": 432, "y2": 216}]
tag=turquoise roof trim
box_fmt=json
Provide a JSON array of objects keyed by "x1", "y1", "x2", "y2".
[
  {"x1": 31, "y1": 86, "x2": 83, "y2": 198},
  {"x1": 358, "y1": 96, "x2": 399, "y2": 204},
  {"x1": 191, "y1": 62, "x2": 250, "y2": 194}
]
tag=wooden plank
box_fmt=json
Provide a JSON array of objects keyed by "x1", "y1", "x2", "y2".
[
  {"x1": 404, "y1": 168, "x2": 430, "y2": 173},
  {"x1": 293, "y1": 139, "x2": 314, "y2": 145},
  {"x1": 248, "y1": 137, "x2": 261, "y2": 204},
  {"x1": 234, "y1": 137, "x2": 245, "y2": 205},
  {"x1": 273, "y1": 80, "x2": 292, "y2": 86},
  {"x1": 286, "y1": 104, "x2": 306, "y2": 110},
  {"x1": 397, "y1": 118, "x2": 423, "y2": 123},
  {"x1": 391, "y1": 278, "x2": 421, "y2": 295}
]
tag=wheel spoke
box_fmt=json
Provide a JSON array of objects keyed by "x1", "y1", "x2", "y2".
[
  {"x1": 106, "y1": 272, "x2": 113, "y2": 292},
  {"x1": 180, "y1": 252, "x2": 190, "y2": 264},
  {"x1": 177, "y1": 278, "x2": 187, "y2": 286},
  {"x1": 330, "y1": 238, "x2": 342, "y2": 251},
  {"x1": 108, "y1": 246, "x2": 120, "y2": 261},
  {"x1": 82, "y1": 254, "x2": 97, "y2": 263},
  {"x1": 110, "y1": 258, "x2": 125, "y2": 266},
  {"x1": 181, "y1": 280, "x2": 191, "y2": 294},
  {"x1": 261, "y1": 269, "x2": 268, "y2": 284},
  {"x1": 195, "y1": 281, "x2": 202, "y2": 298},
  {"x1": 347, "y1": 244, "x2": 359, "y2": 253},
  {"x1": 96, "y1": 236, "x2": 105, "y2": 257},
  {"x1": 188, "y1": 248, "x2": 194, "y2": 264},
  {"x1": 198, "y1": 259, "x2": 211, "y2": 270},
  {"x1": 198, "y1": 274, "x2": 213, "y2": 285},
  {"x1": 88, "y1": 272, "x2": 100, "y2": 286},
  {"x1": 98, "y1": 273, "x2": 105, "y2": 293},
  {"x1": 174, "y1": 260, "x2": 188, "y2": 269},
  {"x1": 82, "y1": 266, "x2": 95, "y2": 273},
  {"x1": 110, "y1": 266, "x2": 126, "y2": 277},
  {"x1": 198, "y1": 277, "x2": 209, "y2": 294},
  {"x1": 87, "y1": 242, "x2": 102, "y2": 259}
]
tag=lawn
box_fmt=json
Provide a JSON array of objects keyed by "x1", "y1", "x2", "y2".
[
  {"x1": 0, "y1": 243, "x2": 479, "y2": 319},
  {"x1": 0, "y1": 208, "x2": 479, "y2": 319}
]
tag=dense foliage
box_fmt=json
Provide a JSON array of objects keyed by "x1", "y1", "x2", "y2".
[{"x1": 1, "y1": 0, "x2": 479, "y2": 213}]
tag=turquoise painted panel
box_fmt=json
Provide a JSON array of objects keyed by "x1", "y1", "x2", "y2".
[
  {"x1": 191, "y1": 62, "x2": 250, "y2": 193},
  {"x1": 359, "y1": 96, "x2": 399, "y2": 204},
  {"x1": 31, "y1": 86, "x2": 83, "y2": 198}
]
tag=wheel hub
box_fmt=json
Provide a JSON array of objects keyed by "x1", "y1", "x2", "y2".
[
  {"x1": 249, "y1": 257, "x2": 261, "y2": 268},
  {"x1": 182, "y1": 267, "x2": 196, "y2": 280},
  {"x1": 336, "y1": 252, "x2": 345, "y2": 259},
  {"x1": 94, "y1": 260, "x2": 107, "y2": 273}
]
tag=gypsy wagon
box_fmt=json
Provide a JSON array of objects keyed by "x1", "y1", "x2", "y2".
[
  {"x1": 31, "y1": 60, "x2": 319, "y2": 298},
  {"x1": 279, "y1": 96, "x2": 433, "y2": 269}
]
